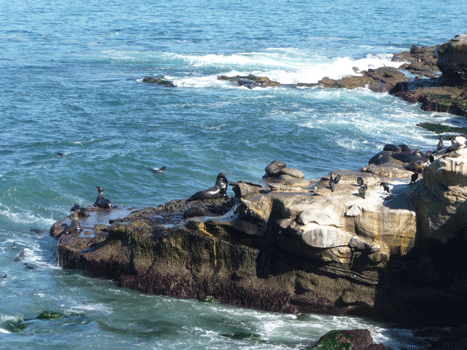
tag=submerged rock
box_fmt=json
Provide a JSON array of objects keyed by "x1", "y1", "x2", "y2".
[{"x1": 307, "y1": 329, "x2": 390, "y2": 350}]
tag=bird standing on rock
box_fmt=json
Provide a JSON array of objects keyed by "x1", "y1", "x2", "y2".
[
  {"x1": 380, "y1": 182, "x2": 390, "y2": 193},
  {"x1": 358, "y1": 185, "x2": 366, "y2": 199},
  {"x1": 437, "y1": 135, "x2": 443, "y2": 153},
  {"x1": 94, "y1": 186, "x2": 112, "y2": 209},
  {"x1": 329, "y1": 174, "x2": 335, "y2": 192},
  {"x1": 357, "y1": 176, "x2": 364, "y2": 186},
  {"x1": 333, "y1": 174, "x2": 341, "y2": 185},
  {"x1": 410, "y1": 173, "x2": 419, "y2": 184}
]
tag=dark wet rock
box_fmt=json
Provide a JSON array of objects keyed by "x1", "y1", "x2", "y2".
[
  {"x1": 392, "y1": 44, "x2": 440, "y2": 79},
  {"x1": 307, "y1": 329, "x2": 390, "y2": 350},
  {"x1": 218, "y1": 74, "x2": 281, "y2": 88},
  {"x1": 143, "y1": 77, "x2": 176, "y2": 87},
  {"x1": 428, "y1": 325, "x2": 467, "y2": 350},
  {"x1": 436, "y1": 34, "x2": 467, "y2": 85},
  {"x1": 36, "y1": 311, "x2": 64, "y2": 320}
]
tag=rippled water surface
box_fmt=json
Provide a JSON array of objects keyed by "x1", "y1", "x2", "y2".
[{"x1": 1, "y1": 0, "x2": 467, "y2": 348}]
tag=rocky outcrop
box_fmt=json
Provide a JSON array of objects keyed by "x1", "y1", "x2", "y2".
[
  {"x1": 50, "y1": 139, "x2": 467, "y2": 325},
  {"x1": 217, "y1": 74, "x2": 282, "y2": 88},
  {"x1": 436, "y1": 34, "x2": 467, "y2": 85},
  {"x1": 307, "y1": 329, "x2": 390, "y2": 350},
  {"x1": 143, "y1": 77, "x2": 176, "y2": 87}
]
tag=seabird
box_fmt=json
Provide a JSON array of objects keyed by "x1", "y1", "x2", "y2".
[
  {"x1": 410, "y1": 173, "x2": 419, "y2": 184},
  {"x1": 436, "y1": 135, "x2": 443, "y2": 153},
  {"x1": 358, "y1": 185, "x2": 366, "y2": 199},
  {"x1": 333, "y1": 174, "x2": 341, "y2": 185},
  {"x1": 94, "y1": 186, "x2": 112, "y2": 209},
  {"x1": 357, "y1": 176, "x2": 364, "y2": 186},
  {"x1": 380, "y1": 182, "x2": 390, "y2": 193},
  {"x1": 329, "y1": 175, "x2": 335, "y2": 192}
]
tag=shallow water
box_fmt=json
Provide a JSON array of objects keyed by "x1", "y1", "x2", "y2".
[{"x1": 1, "y1": 0, "x2": 467, "y2": 348}]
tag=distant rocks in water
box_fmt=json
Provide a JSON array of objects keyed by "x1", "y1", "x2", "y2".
[
  {"x1": 218, "y1": 74, "x2": 282, "y2": 88},
  {"x1": 309, "y1": 329, "x2": 390, "y2": 350},
  {"x1": 94, "y1": 186, "x2": 112, "y2": 209},
  {"x1": 188, "y1": 173, "x2": 228, "y2": 201},
  {"x1": 142, "y1": 77, "x2": 176, "y2": 87}
]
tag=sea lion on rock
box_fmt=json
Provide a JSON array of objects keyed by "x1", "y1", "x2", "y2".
[
  {"x1": 94, "y1": 186, "x2": 112, "y2": 209},
  {"x1": 71, "y1": 204, "x2": 89, "y2": 217},
  {"x1": 189, "y1": 173, "x2": 228, "y2": 201},
  {"x1": 65, "y1": 211, "x2": 81, "y2": 234},
  {"x1": 265, "y1": 161, "x2": 287, "y2": 177}
]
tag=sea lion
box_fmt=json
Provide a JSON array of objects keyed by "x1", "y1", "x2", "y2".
[
  {"x1": 65, "y1": 211, "x2": 81, "y2": 234},
  {"x1": 145, "y1": 166, "x2": 168, "y2": 173},
  {"x1": 71, "y1": 204, "x2": 89, "y2": 216},
  {"x1": 189, "y1": 173, "x2": 228, "y2": 201},
  {"x1": 94, "y1": 186, "x2": 112, "y2": 209}
]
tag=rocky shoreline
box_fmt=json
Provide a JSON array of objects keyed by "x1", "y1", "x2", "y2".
[
  {"x1": 54, "y1": 35, "x2": 467, "y2": 349},
  {"x1": 145, "y1": 35, "x2": 467, "y2": 119}
]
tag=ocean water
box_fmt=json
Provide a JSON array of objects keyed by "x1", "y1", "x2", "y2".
[{"x1": 1, "y1": 0, "x2": 467, "y2": 348}]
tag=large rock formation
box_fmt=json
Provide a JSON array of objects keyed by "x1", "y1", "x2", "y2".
[
  {"x1": 436, "y1": 34, "x2": 467, "y2": 85},
  {"x1": 50, "y1": 139, "x2": 467, "y2": 326}
]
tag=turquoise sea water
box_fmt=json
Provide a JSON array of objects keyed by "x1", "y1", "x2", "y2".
[{"x1": 1, "y1": 0, "x2": 467, "y2": 348}]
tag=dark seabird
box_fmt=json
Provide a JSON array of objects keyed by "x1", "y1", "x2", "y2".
[
  {"x1": 145, "y1": 166, "x2": 168, "y2": 173},
  {"x1": 426, "y1": 151, "x2": 435, "y2": 163},
  {"x1": 357, "y1": 176, "x2": 364, "y2": 186},
  {"x1": 94, "y1": 186, "x2": 112, "y2": 209},
  {"x1": 56, "y1": 152, "x2": 64, "y2": 157},
  {"x1": 14, "y1": 250, "x2": 25, "y2": 262},
  {"x1": 437, "y1": 135, "x2": 443, "y2": 153},
  {"x1": 333, "y1": 174, "x2": 341, "y2": 185},
  {"x1": 329, "y1": 176, "x2": 335, "y2": 192},
  {"x1": 1, "y1": 274, "x2": 7, "y2": 279},
  {"x1": 410, "y1": 173, "x2": 419, "y2": 184},
  {"x1": 380, "y1": 182, "x2": 390, "y2": 193},
  {"x1": 358, "y1": 185, "x2": 366, "y2": 199}
]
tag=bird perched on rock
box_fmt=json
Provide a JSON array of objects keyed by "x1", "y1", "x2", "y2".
[
  {"x1": 358, "y1": 185, "x2": 366, "y2": 199},
  {"x1": 329, "y1": 175, "x2": 335, "y2": 192},
  {"x1": 426, "y1": 151, "x2": 434, "y2": 163},
  {"x1": 410, "y1": 173, "x2": 419, "y2": 184},
  {"x1": 380, "y1": 182, "x2": 390, "y2": 193},
  {"x1": 333, "y1": 174, "x2": 341, "y2": 185},
  {"x1": 357, "y1": 176, "x2": 364, "y2": 186},
  {"x1": 94, "y1": 186, "x2": 112, "y2": 209},
  {"x1": 145, "y1": 166, "x2": 168, "y2": 173},
  {"x1": 436, "y1": 135, "x2": 443, "y2": 153}
]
